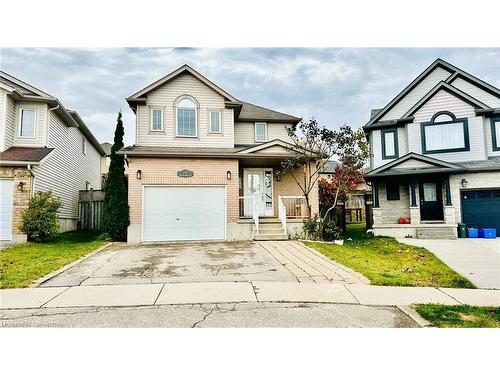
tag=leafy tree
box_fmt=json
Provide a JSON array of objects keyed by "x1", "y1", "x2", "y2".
[
  {"x1": 20, "y1": 191, "x2": 62, "y2": 242},
  {"x1": 102, "y1": 111, "x2": 129, "y2": 240},
  {"x1": 278, "y1": 118, "x2": 369, "y2": 221},
  {"x1": 319, "y1": 164, "x2": 365, "y2": 221}
]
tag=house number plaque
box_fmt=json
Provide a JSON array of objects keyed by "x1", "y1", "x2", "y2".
[{"x1": 177, "y1": 169, "x2": 194, "y2": 178}]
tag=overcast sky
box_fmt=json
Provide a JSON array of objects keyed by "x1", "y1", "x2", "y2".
[{"x1": 1, "y1": 48, "x2": 499, "y2": 146}]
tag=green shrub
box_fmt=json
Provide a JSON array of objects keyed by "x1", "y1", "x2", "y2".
[
  {"x1": 322, "y1": 220, "x2": 341, "y2": 241},
  {"x1": 20, "y1": 191, "x2": 62, "y2": 242},
  {"x1": 302, "y1": 213, "x2": 321, "y2": 240}
]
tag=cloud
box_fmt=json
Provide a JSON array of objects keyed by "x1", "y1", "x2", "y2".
[{"x1": 1, "y1": 48, "x2": 499, "y2": 145}]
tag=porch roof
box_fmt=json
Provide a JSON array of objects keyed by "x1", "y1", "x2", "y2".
[{"x1": 365, "y1": 153, "x2": 500, "y2": 180}]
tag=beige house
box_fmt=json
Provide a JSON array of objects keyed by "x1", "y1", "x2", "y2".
[
  {"x1": 120, "y1": 64, "x2": 318, "y2": 243},
  {"x1": 363, "y1": 59, "x2": 500, "y2": 239},
  {"x1": 0, "y1": 71, "x2": 105, "y2": 243}
]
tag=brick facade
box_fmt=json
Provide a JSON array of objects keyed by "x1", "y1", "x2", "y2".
[{"x1": 0, "y1": 166, "x2": 32, "y2": 238}]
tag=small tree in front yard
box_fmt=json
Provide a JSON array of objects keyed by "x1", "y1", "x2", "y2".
[
  {"x1": 278, "y1": 118, "x2": 369, "y2": 238},
  {"x1": 20, "y1": 191, "x2": 62, "y2": 242},
  {"x1": 102, "y1": 111, "x2": 129, "y2": 241}
]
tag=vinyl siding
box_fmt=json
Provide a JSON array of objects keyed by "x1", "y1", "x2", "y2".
[
  {"x1": 450, "y1": 77, "x2": 500, "y2": 108},
  {"x1": 234, "y1": 121, "x2": 293, "y2": 145},
  {"x1": 380, "y1": 67, "x2": 452, "y2": 121},
  {"x1": 370, "y1": 126, "x2": 407, "y2": 169},
  {"x1": 12, "y1": 101, "x2": 47, "y2": 147},
  {"x1": 137, "y1": 74, "x2": 234, "y2": 148},
  {"x1": 3, "y1": 94, "x2": 16, "y2": 150},
  {"x1": 32, "y1": 112, "x2": 102, "y2": 219},
  {"x1": 0, "y1": 89, "x2": 5, "y2": 151},
  {"x1": 408, "y1": 89, "x2": 486, "y2": 163}
]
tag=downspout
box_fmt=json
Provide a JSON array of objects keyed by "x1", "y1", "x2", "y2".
[
  {"x1": 46, "y1": 104, "x2": 60, "y2": 147},
  {"x1": 27, "y1": 163, "x2": 35, "y2": 197}
]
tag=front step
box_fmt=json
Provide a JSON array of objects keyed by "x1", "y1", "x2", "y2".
[
  {"x1": 254, "y1": 233, "x2": 289, "y2": 241},
  {"x1": 254, "y1": 217, "x2": 288, "y2": 240},
  {"x1": 416, "y1": 227, "x2": 457, "y2": 239}
]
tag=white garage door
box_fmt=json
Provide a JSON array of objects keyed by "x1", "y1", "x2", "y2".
[
  {"x1": 0, "y1": 179, "x2": 14, "y2": 241},
  {"x1": 143, "y1": 186, "x2": 225, "y2": 242}
]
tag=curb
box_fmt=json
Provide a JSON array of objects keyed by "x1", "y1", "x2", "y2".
[
  {"x1": 397, "y1": 305, "x2": 432, "y2": 327},
  {"x1": 29, "y1": 242, "x2": 113, "y2": 288}
]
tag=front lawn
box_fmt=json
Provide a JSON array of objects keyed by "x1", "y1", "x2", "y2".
[
  {"x1": 415, "y1": 304, "x2": 500, "y2": 328},
  {"x1": 304, "y1": 223, "x2": 474, "y2": 288},
  {"x1": 0, "y1": 231, "x2": 107, "y2": 288}
]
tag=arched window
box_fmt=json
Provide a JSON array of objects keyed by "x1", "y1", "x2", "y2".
[
  {"x1": 421, "y1": 111, "x2": 469, "y2": 154},
  {"x1": 176, "y1": 97, "x2": 197, "y2": 137}
]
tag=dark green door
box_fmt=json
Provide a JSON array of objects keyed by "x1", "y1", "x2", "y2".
[{"x1": 461, "y1": 189, "x2": 500, "y2": 235}]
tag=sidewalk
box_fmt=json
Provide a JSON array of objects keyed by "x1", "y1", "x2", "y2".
[{"x1": 1, "y1": 282, "x2": 499, "y2": 309}]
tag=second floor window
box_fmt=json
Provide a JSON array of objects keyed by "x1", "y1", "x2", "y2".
[
  {"x1": 491, "y1": 116, "x2": 500, "y2": 151},
  {"x1": 255, "y1": 122, "x2": 267, "y2": 142},
  {"x1": 176, "y1": 97, "x2": 197, "y2": 137},
  {"x1": 381, "y1": 128, "x2": 398, "y2": 159},
  {"x1": 210, "y1": 111, "x2": 221, "y2": 133},
  {"x1": 19, "y1": 108, "x2": 36, "y2": 138},
  {"x1": 421, "y1": 111, "x2": 469, "y2": 154},
  {"x1": 151, "y1": 109, "x2": 163, "y2": 131}
]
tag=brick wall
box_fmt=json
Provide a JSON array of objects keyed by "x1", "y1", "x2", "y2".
[
  {"x1": 0, "y1": 166, "x2": 31, "y2": 235},
  {"x1": 127, "y1": 157, "x2": 239, "y2": 224}
]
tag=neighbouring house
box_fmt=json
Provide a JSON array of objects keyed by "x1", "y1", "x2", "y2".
[
  {"x1": 363, "y1": 58, "x2": 500, "y2": 239},
  {"x1": 120, "y1": 64, "x2": 319, "y2": 243},
  {"x1": 319, "y1": 160, "x2": 372, "y2": 224},
  {"x1": 0, "y1": 70, "x2": 105, "y2": 243},
  {"x1": 100, "y1": 141, "x2": 129, "y2": 189}
]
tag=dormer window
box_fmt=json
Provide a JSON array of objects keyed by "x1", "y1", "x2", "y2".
[
  {"x1": 421, "y1": 111, "x2": 470, "y2": 154},
  {"x1": 19, "y1": 108, "x2": 36, "y2": 138},
  {"x1": 176, "y1": 97, "x2": 197, "y2": 137}
]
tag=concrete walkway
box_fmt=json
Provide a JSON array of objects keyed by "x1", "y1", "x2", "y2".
[
  {"x1": 259, "y1": 241, "x2": 370, "y2": 284},
  {"x1": 399, "y1": 238, "x2": 500, "y2": 289},
  {"x1": 1, "y1": 282, "x2": 499, "y2": 309}
]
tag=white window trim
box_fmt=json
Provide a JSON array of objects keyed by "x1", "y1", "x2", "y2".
[
  {"x1": 82, "y1": 136, "x2": 87, "y2": 155},
  {"x1": 255, "y1": 122, "x2": 268, "y2": 143},
  {"x1": 175, "y1": 97, "x2": 198, "y2": 138},
  {"x1": 150, "y1": 108, "x2": 164, "y2": 132},
  {"x1": 18, "y1": 107, "x2": 37, "y2": 139},
  {"x1": 209, "y1": 110, "x2": 222, "y2": 134}
]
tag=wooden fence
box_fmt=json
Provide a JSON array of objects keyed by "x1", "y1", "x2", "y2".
[{"x1": 78, "y1": 189, "x2": 105, "y2": 231}]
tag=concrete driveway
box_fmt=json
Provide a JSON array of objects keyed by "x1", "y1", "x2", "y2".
[
  {"x1": 40, "y1": 241, "x2": 297, "y2": 287},
  {"x1": 399, "y1": 238, "x2": 500, "y2": 289}
]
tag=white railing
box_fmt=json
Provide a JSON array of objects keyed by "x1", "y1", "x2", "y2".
[
  {"x1": 278, "y1": 195, "x2": 287, "y2": 234},
  {"x1": 280, "y1": 196, "x2": 309, "y2": 219},
  {"x1": 252, "y1": 194, "x2": 259, "y2": 235},
  {"x1": 239, "y1": 196, "x2": 253, "y2": 219},
  {"x1": 239, "y1": 195, "x2": 259, "y2": 234}
]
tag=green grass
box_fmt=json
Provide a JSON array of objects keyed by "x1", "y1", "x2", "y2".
[
  {"x1": 415, "y1": 304, "x2": 500, "y2": 328},
  {"x1": 0, "y1": 231, "x2": 107, "y2": 288},
  {"x1": 304, "y1": 223, "x2": 475, "y2": 288}
]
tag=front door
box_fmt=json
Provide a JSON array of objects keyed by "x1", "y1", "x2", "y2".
[
  {"x1": 419, "y1": 179, "x2": 444, "y2": 221},
  {"x1": 243, "y1": 169, "x2": 273, "y2": 217}
]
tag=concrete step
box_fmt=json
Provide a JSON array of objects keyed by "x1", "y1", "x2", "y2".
[
  {"x1": 416, "y1": 228, "x2": 457, "y2": 239},
  {"x1": 254, "y1": 233, "x2": 289, "y2": 241},
  {"x1": 258, "y1": 229, "x2": 287, "y2": 235},
  {"x1": 259, "y1": 217, "x2": 281, "y2": 223},
  {"x1": 258, "y1": 223, "x2": 284, "y2": 229}
]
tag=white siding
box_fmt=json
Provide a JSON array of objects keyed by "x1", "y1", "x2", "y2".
[
  {"x1": 32, "y1": 112, "x2": 102, "y2": 219},
  {"x1": 3, "y1": 94, "x2": 16, "y2": 150},
  {"x1": 370, "y1": 126, "x2": 408, "y2": 169},
  {"x1": 12, "y1": 101, "x2": 47, "y2": 147},
  {"x1": 407, "y1": 90, "x2": 486, "y2": 163},
  {"x1": 380, "y1": 67, "x2": 452, "y2": 121},
  {"x1": 234, "y1": 121, "x2": 293, "y2": 145},
  {"x1": 450, "y1": 77, "x2": 500, "y2": 108},
  {"x1": 0, "y1": 89, "x2": 5, "y2": 151},
  {"x1": 137, "y1": 74, "x2": 234, "y2": 148}
]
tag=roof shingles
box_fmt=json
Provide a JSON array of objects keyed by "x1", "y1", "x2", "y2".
[{"x1": 0, "y1": 147, "x2": 54, "y2": 163}]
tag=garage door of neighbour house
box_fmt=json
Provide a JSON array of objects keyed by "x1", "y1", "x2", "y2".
[
  {"x1": 143, "y1": 186, "x2": 226, "y2": 242},
  {"x1": 461, "y1": 189, "x2": 500, "y2": 235},
  {"x1": 0, "y1": 179, "x2": 14, "y2": 241}
]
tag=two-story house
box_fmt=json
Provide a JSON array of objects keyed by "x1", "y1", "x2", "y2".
[
  {"x1": 120, "y1": 64, "x2": 319, "y2": 243},
  {"x1": 0, "y1": 71, "x2": 105, "y2": 243},
  {"x1": 363, "y1": 58, "x2": 500, "y2": 239}
]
